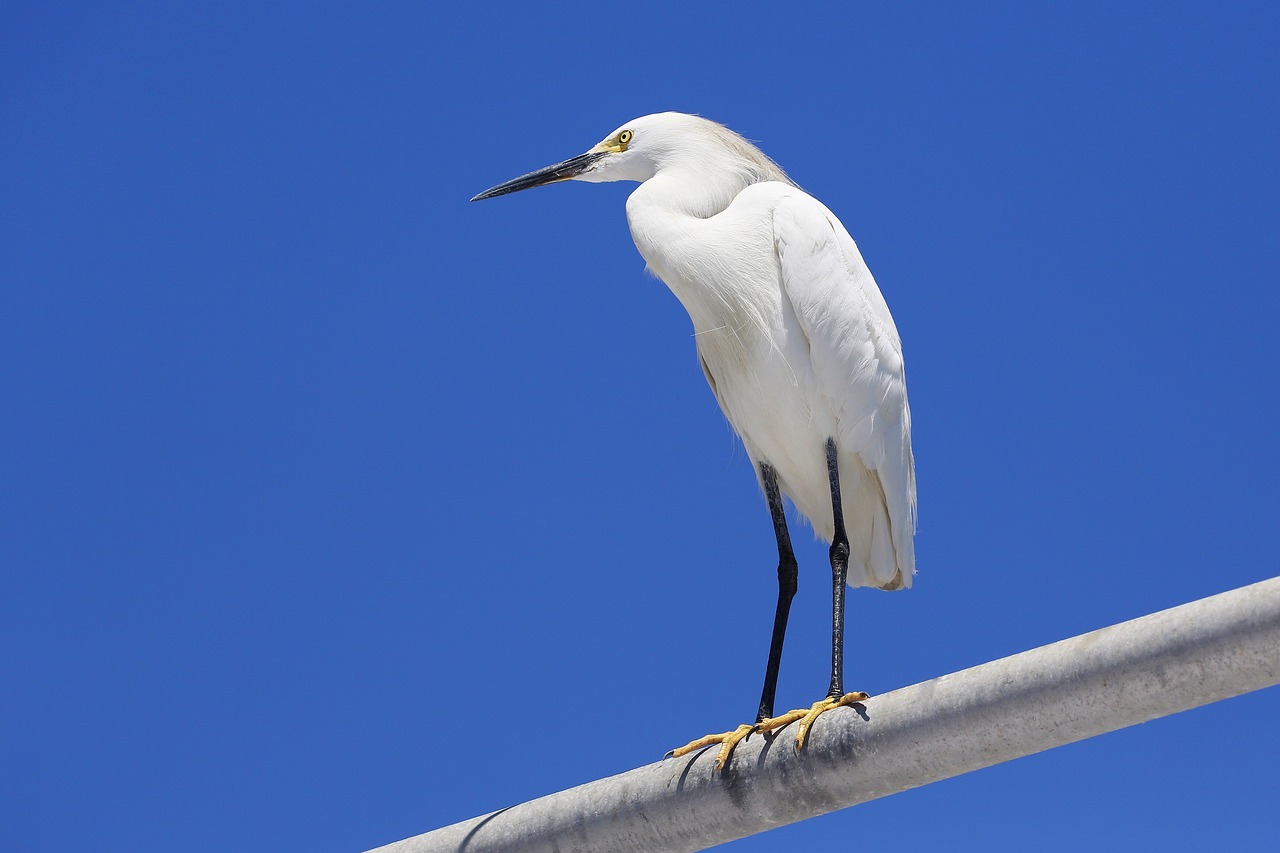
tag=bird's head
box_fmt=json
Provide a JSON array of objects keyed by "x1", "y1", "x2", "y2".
[
  {"x1": 469, "y1": 114, "x2": 667, "y2": 202},
  {"x1": 470, "y1": 113, "x2": 790, "y2": 203}
]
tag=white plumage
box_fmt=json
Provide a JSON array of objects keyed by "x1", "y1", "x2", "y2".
[
  {"x1": 603, "y1": 113, "x2": 915, "y2": 589},
  {"x1": 472, "y1": 111, "x2": 917, "y2": 764}
]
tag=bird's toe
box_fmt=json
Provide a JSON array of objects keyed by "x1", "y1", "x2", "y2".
[
  {"x1": 755, "y1": 691, "x2": 870, "y2": 752},
  {"x1": 793, "y1": 692, "x2": 869, "y2": 749},
  {"x1": 666, "y1": 723, "x2": 755, "y2": 771}
]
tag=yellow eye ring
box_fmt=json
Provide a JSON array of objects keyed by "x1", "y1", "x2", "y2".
[{"x1": 619, "y1": 130, "x2": 633, "y2": 145}]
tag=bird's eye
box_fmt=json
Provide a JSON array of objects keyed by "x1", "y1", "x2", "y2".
[{"x1": 618, "y1": 130, "x2": 633, "y2": 146}]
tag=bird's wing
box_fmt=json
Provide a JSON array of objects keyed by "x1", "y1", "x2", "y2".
[{"x1": 772, "y1": 188, "x2": 916, "y2": 581}]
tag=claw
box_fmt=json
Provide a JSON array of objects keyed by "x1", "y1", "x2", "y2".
[
  {"x1": 794, "y1": 692, "x2": 869, "y2": 749},
  {"x1": 756, "y1": 691, "x2": 870, "y2": 751},
  {"x1": 667, "y1": 691, "x2": 868, "y2": 771},
  {"x1": 667, "y1": 723, "x2": 755, "y2": 770}
]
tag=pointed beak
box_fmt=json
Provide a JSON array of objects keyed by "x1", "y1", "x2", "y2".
[{"x1": 470, "y1": 151, "x2": 608, "y2": 202}]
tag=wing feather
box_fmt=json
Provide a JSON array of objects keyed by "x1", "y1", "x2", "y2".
[{"x1": 773, "y1": 191, "x2": 916, "y2": 586}]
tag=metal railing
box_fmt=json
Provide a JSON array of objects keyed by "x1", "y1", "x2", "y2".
[{"x1": 367, "y1": 576, "x2": 1280, "y2": 853}]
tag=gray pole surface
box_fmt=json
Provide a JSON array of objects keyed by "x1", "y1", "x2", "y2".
[{"x1": 368, "y1": 577, "x2": 1280, "y2": 853}]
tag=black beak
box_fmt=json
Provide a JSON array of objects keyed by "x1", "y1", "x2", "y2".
[{"x1": 470, "y1": 151, "x2": 608, "y2": 202}]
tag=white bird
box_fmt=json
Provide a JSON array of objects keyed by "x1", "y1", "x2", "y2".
[{"x1": 472, "y1": 112, "x2": 915, "y2": 770}]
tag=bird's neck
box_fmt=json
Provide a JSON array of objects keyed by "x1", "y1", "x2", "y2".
[
  {"x1": 633, "y1": 165, "x2": 753, "y2": 220},
  {"x1": 624, "y1": 167, "x2": 750, "y2": 270},
  {"x1": 624, "y1": 170, "x2": 756, "y2": 330},
  {"x1": 625, "y1": 172, "x2": 706, "y2": 281}
]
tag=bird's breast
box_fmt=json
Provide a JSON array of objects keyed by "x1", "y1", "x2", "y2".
[{"x1": 626, "y1": 187, "x2": 837, "y2": 466}]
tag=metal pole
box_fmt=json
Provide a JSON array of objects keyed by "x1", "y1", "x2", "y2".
[{"x1": 367, "y1": 577, "x2": 1280, "y2": 853}]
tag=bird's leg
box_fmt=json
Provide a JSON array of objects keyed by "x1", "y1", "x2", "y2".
[
  {"x1": 756, "y1": 439, "x2": 868, "y2": 751},
  {"x1": 826, "y1": 436, "x2": 850, "y2": 700},
  {"x1": 756, "y1": 462, "x2": 798, "y2": 723},
  {"x1": 666, "y1": 463, "x2": 797, "y2": 771}
]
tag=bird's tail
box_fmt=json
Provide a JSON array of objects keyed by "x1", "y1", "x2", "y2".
[{"x1": 841, "y1": 453, "x2": 914, "y2": 591}]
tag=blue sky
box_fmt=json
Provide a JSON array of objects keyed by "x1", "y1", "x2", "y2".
[{"x1": 3, "y1": 2, "x2": 1278, "y2": 850}]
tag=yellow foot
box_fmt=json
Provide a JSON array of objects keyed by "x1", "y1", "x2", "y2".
[
  {"x1": 666, "y1": 723, "x2": 755, "y2": 770},
  {"x1": 756, "y1": 691, "x2": 870, "y2": 751}
]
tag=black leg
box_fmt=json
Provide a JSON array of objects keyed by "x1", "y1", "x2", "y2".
[
  {"x1": 825, "y1": 438, "x2": 850, "y2": 699},
  {"x1": 755, "y1": 462, "x2": 798, "y2": 723}
]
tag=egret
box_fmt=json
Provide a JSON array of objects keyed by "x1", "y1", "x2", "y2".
[{"x1": 472, "y1": 112, "x2": 916, "y2": 770}]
